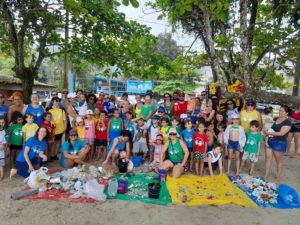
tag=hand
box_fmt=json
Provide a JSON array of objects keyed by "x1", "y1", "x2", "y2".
[
  {"x1": 28, "y1": 165, "x2": 34, "y2": 172},
  {"x1": 102, "y1": 160, "x2": 108, "y2": 165},
  {"x1": 41, "y1": 155, "x2": 47, "y2": 162}
]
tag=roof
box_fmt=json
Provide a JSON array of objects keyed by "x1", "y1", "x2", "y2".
[{"x1": 0, "y1": 74, "x2": 54, "y2": 87}]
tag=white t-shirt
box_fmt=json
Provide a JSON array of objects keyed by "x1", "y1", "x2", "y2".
[
  {"x1": 0, "y1": 130, "x2": 7, "y2": 158},
  {"x1": 205, "y1": 151, "x2": 221, "y2": 163}
]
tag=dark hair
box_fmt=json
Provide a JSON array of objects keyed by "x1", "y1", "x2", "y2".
[
  {"x1": 213, "y1": 142, "x2": 223, "y2": 150},
  {"x1": 122, "y1": 92, "x2": 128, "y2": 97},
  {"x1": 113, "y1": 108, "x2": 119, "y2": 113},
  {"x1": 43, "y1": 111, "x2": 52, "y2": 119},
  {"x1": 197, "y1": 121, "x2": 206, "y2": 128},
  {"x1": 76, "y1": 89, "x2": 83, "y2": 94},
  {"x1": 263, "y1": 107, "x2": 273, "y2": 115},
  {"x1": 205, "y1": 121, "x2": 213, "y2": 128},
  {"x1": 34, "y1": 127, "x2": 48, "y2": 141},
  {"x1": 125, "y1": 111, "x2": 133, "y2": 116},
  {"x1": 184, "y1": 119, "x2": 192, "y2": 125},
  {"x1": 121, "y1": 130, "x2": 131, "y2": 138},
  {"x1": 226, "y1": 99, "x2": 236, "y2": 109},
  {"x1": 172, "y1": 116, "x2": 180, "y2": 122},
  {"x1": 100, "y1": 110, "x2": 107, "y2": 115},
  {"x1": 217, "y1": 123, "x2": 226, "y2": 130},
  {"x1": 25, "y1": 113, "x2": 35, "y2": 119},
  {"x1": 87, "y1": 93, "x2": 97, "y2": 103},
  {"x1": 281, "y1": 105, "x2": 292, "y2": 116},
  {"x1": 12, "y1": 111, "x2": 24, "y2": 124},
  {"x1": 197, "y1": 117, "x2": 206, "y2": 125},
  {"x1": 161, "y1": 117, "x2": 169, "y2": 123},
  {"x1": 145, "y1": 93, "x2": 152, "y2": 99},
  {"x1": 250, "y1": 120, "x2": 260, "y2": 128}
]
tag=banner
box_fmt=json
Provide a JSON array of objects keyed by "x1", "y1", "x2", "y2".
[{"x1": 126, "y1": 80, "x2": 153, "y2": 94}]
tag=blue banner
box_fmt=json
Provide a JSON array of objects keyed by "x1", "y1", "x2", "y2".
[
  {"x1": 68, "y1": 71, "x2": 74, "y2": 93},
  {"x1": 126, "y1": 80, "x2": 153, "y2": 94}
]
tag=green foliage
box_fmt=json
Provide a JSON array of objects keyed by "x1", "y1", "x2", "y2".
[
  {"x1": 0, "y1": 52, "x2": 14, "y2": 75},
  {"x1": 154, "y1": 33, "x2": 182, "y2": 61}
]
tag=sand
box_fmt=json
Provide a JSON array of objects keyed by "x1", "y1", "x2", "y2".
[{"x1": 1, "y1": 152, "x2": 300, "y2": 225}]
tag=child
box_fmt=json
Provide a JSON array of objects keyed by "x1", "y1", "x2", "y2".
[
  {"x1": 160, "y1": 117, "x2": 170, "y2": 144},
  {"x1": 193, "y1": 121, "x2": 209, "y2": 175},
  {"x1": 263, "y1": 107, "x2": 274, "y2": 147},
  {"x1": 22, "y1": 113, "x2": 39, "y2": 142},
  {"x1": 85, "y1": 109, "x2": 95, "y2": 160},
  {"x1": 187, "y1": 92, "x2": 196, "y2": 117},
  {"x1": 7, "y1": 112, "x2": 24, "y2": 170},
  {"x1": 204, "y1": 142, "x2": 223, "y2": 177},
  {"x1": 92, "y1": 107, "x2": 101, "y2": 125},
  {"x1": 206, "y1": 122, "x2": 215, "y2": 152},
  {"x1": 224, "y1": 114, "x2": 246, "y2": 175},
  {"x1": 107, "y1": 108, "x2": 123, "y2": 145},
  {"x1": 40, "y1": 112, "x2": 55, "y2": 162},
  {"x1": 124, "y1": 111, "x2": 135, "y2": 142},
  {"x1": 149, "y1": 134, "x2": 163, "y2": 171},
  {"x1": 216, "y1": 123, "x2": 226, "y2": 146},
  {"x1": 240, "y1": 120, "x2": 263, "y2": 175},
  {"x1": 103, "y1": 94, "x2": 115, "y2": 118},
  {"x1": 75, "y1": 116, "x2": 85, "y2": 142},
  {"x1": 181, "y1": 119, "x2": 195, "y2": 171},
  {"x1": 0, "y1": 118, "x2": 7, "y2": 180},
  {"x1": 169, "y1": 116, "x2": 181, "y2": 134},
  {"x1": 132, "y1": 117, "x2": 148, "y2": 160},
  {"x1": 95, "y1": 111, "x2": 109, "y2": 161},
  {"x1": 148, "y1": 115, "x2": 161, "y2": 162}
]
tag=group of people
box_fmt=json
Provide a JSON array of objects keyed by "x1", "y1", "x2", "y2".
[{"x1": 0, "y1": 89, "x2": 299, "y2": 182}]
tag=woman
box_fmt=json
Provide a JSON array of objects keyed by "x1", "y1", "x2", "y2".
[
  {"x1": 134, "y1": 94, "x2": 143, "y2": 118},
  {"x1": 60, "y1": 129, "x2": 89, "y2": 168},
  {"x1": 87, "y1": 94, "x2": 97, "y2": 111},
  {"x1": 66, "y1": 93, "x2": 79, "y2": 128},
  {"x1": 103, "y1": 130, "x2": 131, "y2": 166},
  {"x1": 265, "y1": 106, "x2": 292, "y2": 181},
  {"x1": 159, "y1": 128, "x2": 189, "y2": 178},
  {"x1": 240, "y1": 99, "x2": 262, "y2": 132},
  {"x1": 191, "y1": 97, "x2": 201, "y2": 125},
  {"x1": 205, "y1": 98, "x2": 216, "y2": 122},
  {"x1": 141, "y1": 93, "x2": 155, "y2": 121},
  {"x1": 161, "y1": 93, "x2": 172, "y2": 115},
  {"x1": 120, "y1": 100, "x2": 131, "y2": 120},
  {"x1": 7, "y1": 92, "x2": 25, "y2": 124},
  {"x1": 226, "y1": 99, "x2": 239, "y2": 124},
  {"x1": 49, "y1": 96, "x2": 67, "y2": 160},
  {"x1": 10, "y1": 127, "x2": 48, "y2": 178},
  {"x1": 287, "y1": 107, "x2": 300, "y2": 158},
  {"x1": 24, "y1": 93, "x2": 45, "y2": 126},
  {"x1": 214, "y1": 111, "x2": 227, "y2": 132}
]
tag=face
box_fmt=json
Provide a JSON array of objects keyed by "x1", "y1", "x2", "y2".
[
  {"x1": 250, "y1": 125, "x2": 258, "y2": 132},
  {"x1": 232, "y1": 118, "x2": 240, "y2": 124},
  {"x1": 98, "y1": 93, "x2": 104, "y2": 101},
  {"x1": 113, "y1": 111, "x2": 120, "y2": 118},
  {"x1": 17, "y1": 117, "x2": 24, "y2": 124},
  {"x1": 51, "y1": 92, "x2": 58, "y2": 97},
  {"x1": 185, "y1": 122, "x2": 193, "y2": 129},
  {"x1": 178, "y1": 94, "x2": 185, "y2": 101},
  {"x1": 0, "y1": 119, "x2": 5, "y2": 130},
  {"x1": 216, "y1": 114, "x2": 224, "y2": 122},
  {"x1": 207, "y1": 99, "x2": 213, "y2": 107},
  {"x1": 126, "y1": 113, "x2": 132, "y2": 120},
  {"x1": 26, "y1": 116, "x2": 34, "y2": 124},
  {"x1": 76, "y1": 91, "x2": 83, "y2": 97},
  {"x1": 227, "y1": 102, "x2": 234, "y2": 108},
  {"x1": 79, "y1": 94, "x2": 85, "y2": 101},
  {"x1": 94, "y1": 108, "x2": 100, "y2": 115},
  {"x1": 169, "y1": 132, "x2": 177, "y2": 139},
  {"x1": 135, "y1": 95, "x2": 141, "y2": 101},
  {"x1": 157, "y1": 109, "x2": 164, "y2": 116},
  {"x1": 31, "y1": 94, "x2": 39, "y2": 104},
  {"x1": 189, "y1": 94, "x2": 195, "y2": 100},
  {"x1": 156, "y1": 139, "x2": 163, "y2": 144},
  {"x1": 69, "y1": 98, "x2": 76, "y2": 105},
  {"x1": 198, "y1": 124, "x2": 206, "y2": 132},
  {"x1": 173, "y1": 93, "x2": 178, "y2": 100},
  {"x1": 164, "y1": 95, "x2": 171, "y2": 101},
  {"x1": 78, "y1": 121, "x2": 84, "y2": 126},
  {"x1": 161, "y1": 120, "x2": 167, "y2": 127},
  {"x1": 214, "y1": 146, "x2": 223, "y2": 154},
  {"x1": 69, "y1": 133, "x2": 78, "y2": 140},
  {"x1": 138, "y1": 119, "x2": 145, "y2": 126},
  {"x1": 208, "y1": 123, "x2": 214, "y2": 130},
  {"x1": 53, "y1": 99, "x2": 60, "y2": 105},
  {"x1": 123, "y1": 136, "x2": 129, "y2": 142},
  {"x1": 89, "y1": 96, "x2": 95, "y2": 103},
  {"x1": 279, "y1": 107, "x2": 288, "y2": 118},
  {"x1": 217, "y1": 125, "x2": 223, "y2": 132},
  {"x1": 246, "y1": 102, "x2": 254, "y2": 110},
  {"x1": 45, "y1": 114, "x2": 52, "y2": 121},
  {"x1": 152, "y1": 118, "x2": 159, "y2": 124},
  {"x1": 172, "y1": 120, "x2": 179, "y2": 127},
  {"x1": 100, "y1": 112, "x2": 106, "y2": 120},
  {"x1": 38, "y1": 127, "x2": 47, "y2": 139},
  {"x1": 195, "y1": 98, "x2": 201, "y2": 106},
  {"x1": 145, "y1": 95, "x2": 151, "y2": 104},
  {"x1": 13, "y1": 96, "x2": 22, "y2": 105}
]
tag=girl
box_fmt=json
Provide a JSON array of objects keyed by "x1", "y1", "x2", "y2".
[
  {"x1": 193, "y1": 122, "x2": 208, "y2": 175},
  {"x1": 85, "y1": 109, "x2": 95, "y2": 160},
  {"x1": 181, "y1": 119, "x2": 195, "y2": 171},
  {"x1": 160, "y1": 118, "x2": 170, "y2": 144},
  {"x1": 95, "y1": 111, "x2": 109, "y2": 161},
  {"x1": 92, "y1": 107, "x2": 101, "y2": 125},
  {"x1": 149, "y1": 134, "x2": 163, "y2": 171},
  {"x1": 107, "y1": 109, "x2": 123, "y2": 145},
  {"x1": 75, "y1": 116, "x2": 85, "y2": 142},
  {"x1": 263, "y1": 107, "x2": 274, "y2": 148},
  {"x1": 40, "y1": 112, "x2": 55, "y2": 162},
  {"x1": 191, "y1": 97, "x2": 201, "y2": 125}
]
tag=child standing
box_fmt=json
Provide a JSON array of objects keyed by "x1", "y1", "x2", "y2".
[
  {"x1": 85, "y1": 109, "x2": 95, "y2": 160},
  {"x1": 216, "y1": 123, "x2": 226, "y2": 146},
  {"x1": 132, "y1": 117, "x2": 148, "y2": 159},
  {"x1": 40, "y1": 112, "x2": 55, "y2": 162},
  {"x1": 181, "y1": 119, "x2": 195, "y2": 171},
  {"x1": 148, "y1": 115, "x2": 161, "y2": 162},
  {"x1": 107, "y1": 109, "x2": 123, "y2": 145},
  {"x1": 169, "y1": 117, "x2": 182, "y2": 134},
  {"x1": 22, "y1": 113, "x2": 39, "y2": 142},
  {"x1": 92, "y1": 107, "x2": 101, "y2": 125},
  {"x1": 95, "y1": 111, "x2": 109, "y2": 161},
  {"x1": 7, "y1": 112, "x2": 24, "y2": 170},
  {"x1": 262, "y1": 107, "x2": 274, "y2": 147},
  {"x1": 148, "y1": 134, "x2": 163, "y2": 171},
  {"x1": 204, "y1": 142, "x2": 223, "y2": 177},
  {"x1": 124, "y1": 111, "x2": 135, "y2": 142},
  {"x1": 193, "y1": 122, "x2": 209, "y2": 175},
  {"x1": 160, "y1": 117, "x2": 170, "y2": 144},
  {"x1": 0, "y1": 118, "x2": 7, "y2": 180},
  {"x1": 240, "y1": 120, "x2": 263, "y2": 175},
  {"x1": 224, "y1": 114, "x2": 246, "y2": 175},
  {"x1": 75, "y1": 116, "x2": 85, "y2": 142}
]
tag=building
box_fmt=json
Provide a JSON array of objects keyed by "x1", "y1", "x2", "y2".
[{"x1": 93, "y1": 76, "x2": 126, "y2": 97}]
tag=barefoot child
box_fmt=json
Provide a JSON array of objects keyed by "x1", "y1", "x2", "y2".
[
  {"x1": 206, "y1": 122, "x2": 215, "y2": 152},
  {"x1": 204, "y1": 142, "x2": 223, "y2": 177},
  {"x1": 160, "y1": 117, "x2": 170, "y2": 144},
  {"x1": 149, "y1": 134, "x2": 163, "y2": 171},
  {"x1": 22, "y1": 113, "x2": 38, "y2": 142},
  {"x1": 193, "y1": 121, "x2": 208, "y2": 175},
  {"x1": 224, "y1": 114, "x2": 246, "y2": 175},
  {"x1": 132, "y1": 117, "x2": 148, "y2": 159},
  {"x1": 0, "y1": 118, "x2": 7, "y2": 180},
  {"x1": 148, "y1": 115, "x2": 161, "y2": 162},
  {"x1": 95, "y1": 111, "x2": 109, "y2": 161},
  {"x1": 40, "y1": 112, "x2": 55, "y2": 162},
  {"x1": 107, "y1": 109, "x2": 123, "y2": 145},
  {"x1": 181, "y1": 119, "x2": 195, "y2": 171},
  {"x1": 84, "y1": 109, "x2": 95, "y2": 160},
  {"x1": 240, "y1": 120, "x2": 263, "y2": 175}
]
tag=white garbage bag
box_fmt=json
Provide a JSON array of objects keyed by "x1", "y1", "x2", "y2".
[
  {"x1": 24, "y1": 167, "x2": 49, "y2": 189},
  {"x1": 83, "y1": 179, "x2": 106, "y2": 201}
]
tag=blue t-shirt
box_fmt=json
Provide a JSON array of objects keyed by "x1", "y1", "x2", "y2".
[
  {"x1": 107, "y1": 137, "x2": 127, "y2": 153},
  {"x1": 181, "y1": 129, "x2": 195, "y2": 148},
  {"x1": 0, "y1": 104, "x2": 9, "y2": 120},
  {"x1": 191, "y1": 107, "x2": 201, "y2": 124},
  {"x1": 16, "y1": 136, "x2": 47, "y2": 162},
  {"x1": 103, "y1": 101, "x2": 115, "y2": 114},
  {"x1": 60, "y1": 140, "x2": 86, "y2": 164},
  {"x1": 125, "y1": 120, "x2": 135, "y2": 141},
  {"x1": 25, "y1": 104, "x2": 44, "y2": 125}
]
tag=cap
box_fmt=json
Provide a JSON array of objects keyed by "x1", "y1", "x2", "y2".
[
  {"x1": 86, "y1": 109, "x2": 94, "y2": 115},
  {"x1": 156, "y1": 135, "x2": 163, "y2": 141},
  {"x1": 152, "y1": 114, "x2": 160, "y2": 120},
  {"x1": 76, "y1": 116, "x2": 83, "y2": 123},
  {"x1": 69, "y1": 129, "x2": 78, "y2": 136},
  {"x1": 168, "y1": 128, "x2": 178, "y2": 135},
  {"x1": 246, "y1": 99, "x2": 255, "y2": 105},
  {"x1": 230, "y1": 113, "x2": 240, "y2": 119},
  {"x1": 180, "y1": 114, "x2": 188, "y2": 119},
  {"x1": 67, "y1": 93, "x2": 76, "y2": 99},
  {"x1": 157, "y1": 106, "x2": 165, "y2": 113}
]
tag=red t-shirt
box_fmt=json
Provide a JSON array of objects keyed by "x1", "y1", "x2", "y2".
[
  {"x1": 172, "y1": 101, "x2": 188, "y2": 118},
  {"x1": 40, "y1": 121, "x2": 55, "y2": 142},
  {"x1": 95, "y1": 119, "x2": 109, "y2": 140},
  {"x1": 193, "y1": 132, "x2": 208, "y2": 153},
  {"x1": 96, "y1": 101, "x2": 104, "y2": 111},
  {"x1": 291, "y1": 111, "x2": 300, "y2": 121}
]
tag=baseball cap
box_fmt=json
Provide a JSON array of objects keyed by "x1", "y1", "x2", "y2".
[
  {"x1": 76, "y1": 116, "x2": 83, "y2": 123},
  {"x1": 157, "y1": 106, "x2": 165, "y2": 113},
  {"x1": 246, "y1": 99, "x2": 255, "y2": 105},
  {"x1": 86, "y1": 109, "x2": 94, "y2": 115},
  {"x1": 67, "y1": 93, "x2": 76, "y2": 99},
  {"x1": 152, "y1": 114, "x2": 160, "y2": 120},
  {"x1": 168, "y1": 128, "x2": 178, "y2": 135}
]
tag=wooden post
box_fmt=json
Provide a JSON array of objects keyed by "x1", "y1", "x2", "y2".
[{"x1": 63, "y1": 10, "x2": 69, "y2": 91}]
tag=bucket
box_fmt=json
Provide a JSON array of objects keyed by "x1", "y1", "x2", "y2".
[
  {"x1": 118, "y1": 159, "x2": 128, "y2": 173},
  {"x1": 132, "y1": 156, "x2": 142, "y2": 167},
  {"x1": 158, "y1": 169, "x2": 168, "y2": 182},
  {"x1": 117, "y1": 179, "x2": 128, "y2": 194},
  {"x1": 148, "y1": 183, "x2": 161, "y2": 199},
  {"x1": 277, "y1": 184, "x2": 300, "y2": 207}
]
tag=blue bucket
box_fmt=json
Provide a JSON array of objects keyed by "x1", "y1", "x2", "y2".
[
  {"x1": 277, "y1": 184, "x2": 300, "y2": 207},
  {"x1": 132, "y1": 156, "x2": 142, "y2": 167},
  {"x1": 158, "y1": 169, "x2": 168, "y2": 182}
]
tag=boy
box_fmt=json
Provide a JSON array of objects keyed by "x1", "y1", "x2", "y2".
[
  {"x1": 181, "y1": 119, "x2": 195, "y2": 171},
  {"x1": 148, "y1": 114, "x2": 161, "y2": 162},
  {"x1": 107, "y1": 108, "x2": 123, "y2": 145},
  {"x1": 132, "y1": 117, "x2": 148, "y2": 160},
  {"x1": 240, "y1": 120, "x2": 263, "y2": 175},
  {"x1": 22, "y1": 113, "x2": 39, "y2": 142},
  {"x1": 0, "y1": 118, "x2": 7, "y2": 180},
  {"x1": 204, "y1": 142, "x2": 223, "y2": 177},
  {"x1": 169, "y1": 116, "x2": 182, "y2": 134}
]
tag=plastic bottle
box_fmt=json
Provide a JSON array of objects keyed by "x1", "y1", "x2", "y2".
[{"x1": 108, "y1": 179, "x2": 118, "y2": 197}]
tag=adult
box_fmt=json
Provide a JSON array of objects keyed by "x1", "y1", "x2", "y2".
[
  {"x1": 45, "y1": 90, "x2": 59, "y2": 109},
  {"x1": 10, "y1": 127, "x2": 48, "y2": 178},
  {"x1": 205, "y1": 98, "x2": 216, "y2": 122},
  {"x1": 172, "y1": 91, "x2": 188, "y2": 118},
  {"x1": 265, "y1": 106, "x2": 292, "y2": 181},
  {"x1": 159, "y1": 128, "x2": 189, "y2": 178},
  {"x1": 141, "y1": 93, "x2": 155, "y2": 121},
  {"x1": 76, "y1": 89, "x2": 84, "y2": 99},
  {"x1": 146, "y1": 90, "x2": 158, "y2": 107},
  {"x1": 0, "y1": 92, "x2": 9, "y2": 122},
  {"x1": 66, "y1": 93, "x2": 79, "y2": 128},
  {"x1": 103, "y1": 130, "x2": 131, "y2": 166},
  {"x1": 156, "y1": 106, "x2": 171, "y2": 124},
  {"x1": 24, "y1": 93, "x2": 45, "y2": 126},
  {"x1": 191, "y1": 97, "x2": 201, "y2": 125},
  {"x1": 60, "y1": 129, "x2": 89, "y2": 168},
  {"x1": 49, "y1": 96, "x2": 67, "y2": 160},
  {"x1": 287, "y1": 107, "x2": 300, "y2": 158},
  {"x1": 134, "y1": 94, "x2": 143, "y2": 118},
  {"x1": 120, "y1": 100, "x2": 131, "y2": 120},
  {"x1": 7, "y1": 92, "x2": 25, "y2": 124},
  {"x1": 240, "y1": 99, "x2": 262, "y2": 132},
  {"x1": 200, "y1": 91, "x2": 208, "y2": 101},
  {"x1": 60, "y1": 89, "x2": 69, "y2": 110},
  {"x1": 87, "y1": 93, "x2": 97, "y2": 111},
  {"x1": 226, "y1": 99, "x2": 239, "y2": 124},
  {"x1": 76, "y1": 93, "x2": 88, "y2": 117},
  {"x1": 172, "y1": 91, "x2": 179, "y2": 102},
  {"x1": 161, "y1": 93, "x2": 172, "y2": 115}
]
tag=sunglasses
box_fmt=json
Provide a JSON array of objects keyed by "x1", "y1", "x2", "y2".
[
  {"x1": 247, "y1": 103, "x2": 254, "y2": 106},
  {"x1": 169, "y1": 133, "x2": 177, "y2": 136},
  {"x1": 70, "y1": 134, "x2": 78, "y2": 137},
  {"x1": 158, "y1": 111, "x2": 164, "y2": 113},
  {"x1": 54, "y1": 99, "x2": 60, "y2": 102}
]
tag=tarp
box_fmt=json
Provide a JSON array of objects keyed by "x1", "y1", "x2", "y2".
[
  {"x1": 111, "y1": 173, "x2": 171, "y2": 206},
  {"x1": 166, "y1": 174, "x2": 257, "y2": 207}
]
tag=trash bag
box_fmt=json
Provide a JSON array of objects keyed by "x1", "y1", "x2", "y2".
[
  {"x1": 24, "y1": 167, "x2": 49, "y2": 189},
  {"x1": 108, "y1": 179, "x2": 118, "y2": 197},
  {"x1": 83, "y1": 179, "x2": 106, "y2": 201}
]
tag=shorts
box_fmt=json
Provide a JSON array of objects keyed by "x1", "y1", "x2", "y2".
[
  {"x1": 85, "y1": 138, "x2": 94, "y2": 145},
  {"x1": 94, "y1": 139, "x2": 107, "y2": 147},
  {"x1": 16, "y1": 157, "x2": 42, "y2": 178},
  {"x1": 242, "y1": 152, "x2": 258, "y2": 163},
  {"x1": 170, "y1": 161, "x2": 181, "y2": 166},
  {"x1": 194, "y1": 152, "x2": 205, "y2": 160},
  {"x1": 268, "y1": 138, "x2": 287, "y2": 153},
  {"x1": 290, "y1": 123, "x2": 300, "y2": 133},
  {"x1": 55, "y1": 133, "x2": 64, "y2": 141},
  {"x1": 132, "y1": 142, "x2": 148, "y2": 153},
  {"x1": 227, "y1": 140, "x2": 240, "y2": 151},
  {"x1": 0, "y1": 158, "x2": 5, "y2": 166},
  {"x1": 188, "y1": 147, "x2": 193, "y2": 153},
  {"x1": 10, "y1": 144, "x2": 23, "y2": 151},
  {"x1": 204, "y1": 161, "x2": 218, "y2": 170},
  {"x1": 149, "y1": 145, "x2": 155, "y2": 153}
]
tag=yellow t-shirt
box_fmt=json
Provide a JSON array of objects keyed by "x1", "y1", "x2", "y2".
[
  {"x1": 22, "y1": 123, "x2": 39, "y2": 141},
  {"x1": 77, "y1": 126, "x2": 85, "y2": 142},
  {"x1": 92, "y1": 116, "x2": 101, "y2": 126},
  {"x1": 240, "y1": 110, "x2": 260, "y2": 132},
  {"x1": 50, "y1": 108, "x2": 66, "y2": 135},
  {"x1": 160, "y1": 126, "x2": 169, "y2": 144}
]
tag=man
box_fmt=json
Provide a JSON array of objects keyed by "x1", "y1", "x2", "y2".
[{"x1": 172, "y1": 91, "x2": 188, "y2": 118}]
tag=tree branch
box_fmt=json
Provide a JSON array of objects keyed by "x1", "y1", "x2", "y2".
[{"x1": 251, "y1": 45, "x2": 271, "y2": 70}]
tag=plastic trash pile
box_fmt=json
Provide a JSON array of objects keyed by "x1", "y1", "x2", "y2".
[{"x1": 231, "y1": 175, "x2": 278, "y2": 205}]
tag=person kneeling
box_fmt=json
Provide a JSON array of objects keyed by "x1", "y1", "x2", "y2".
[{"x1": 204, "y1": 142, "x2": 223, "y2": 177}]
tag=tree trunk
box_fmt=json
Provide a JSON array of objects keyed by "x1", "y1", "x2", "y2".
[
  {"x1": 17, "y1": 68, "x2": 35, "y2": 104},
  {"x1": 292, "y1": 59, "x2": 300, "y2": 96}
]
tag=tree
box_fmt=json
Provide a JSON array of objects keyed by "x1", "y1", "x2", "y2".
[
  {"x1": 154, "y1": 32, "x2": 182, "y2": 61},
  {"x1": 150, "y1": 0, "x2": 300, "y2": 106}
]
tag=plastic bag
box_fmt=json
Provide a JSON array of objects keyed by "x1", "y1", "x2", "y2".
[
  {"x1": 83, "y1": 179, "x2": 106, "y2": 201},
  {"x1": 24, "y1": 167, "x2": 49, "y2": 189},
  {"x1": 108, "y1": 179, "x2": 118, "y2": 197}
]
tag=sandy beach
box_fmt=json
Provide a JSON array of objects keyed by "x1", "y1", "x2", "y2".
[{"x1": 1, "y1": 152, "x2": 300, "y2": 225}]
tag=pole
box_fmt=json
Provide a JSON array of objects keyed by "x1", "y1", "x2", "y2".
[{"x1": 63, "y1": 10, "x2": 69, "y2": 91}]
